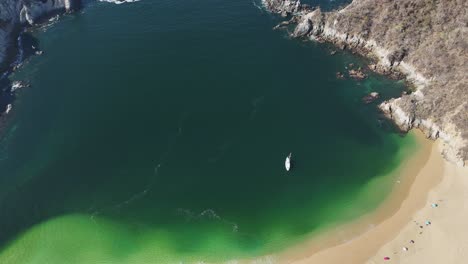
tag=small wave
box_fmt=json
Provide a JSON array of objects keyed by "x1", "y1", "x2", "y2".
[
  {"x1": 36, "y1": 15, "x2": 61, "y2": 32},
  {"x1": 11, "y1": 81, "x2": 30, "y2": 92},
  {"x1": 88, "y1": 114, "x2": 187, "y2": 218},
  {"x1": 250, "y1": 95, "x2": 265, "y2": 120},
  {"x1": 99, "y1": 0, "x2": 141, "y2": 4},
  {"x1": 176, "y1": 208, "x2": 239, "y2": 233},
  {"x1": 114, "y1": 189, "x2": 149, "y2": 209},
  {"x1": 252, "y1": 0, "x2": 264, "y2": 12},
  {"x1": 199, "y1": 209, "x2": 221, "y2": 220},
  {"x1": 250, "y1": 255, "x2": 277, "y2": 264}
]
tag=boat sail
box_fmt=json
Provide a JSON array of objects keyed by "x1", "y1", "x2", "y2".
[{"x1": 285, "y1": 153, "x2": 292, "y2": 171}]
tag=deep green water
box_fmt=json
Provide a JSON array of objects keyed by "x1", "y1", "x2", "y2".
[{"x1": 0, "y1": 0, "x2": 416, "y2": 263}]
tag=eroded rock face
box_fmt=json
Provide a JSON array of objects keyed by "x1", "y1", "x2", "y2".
[
  {"x1": 262, "y1": 0, "x2": 302, "y2": 16},
  {"x1": 379, "y1": 97, "x2": 467, "y2": 166},
  {"x1": 20, "y1": 0, "x2": 75, "y2": 25},
  {"x1": 0, "y1": 0, "x2": 80, "y2": 119},
  {"x1": 265, "y1": 0, "x2": 468, "y2": 164},
  {"x1": 292, "y1": 17, "x2": 311, "y2": 37},
  {"x1": 0, "y1": 0, "x2": 20, "y2": 68}
]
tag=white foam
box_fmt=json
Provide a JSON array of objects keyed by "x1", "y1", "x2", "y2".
[
  {"x1": 5, "y1": 104, "x2": 12, "y2": 114},
  {"x1": 99, "y1": 0, "x2": 141, "y2": 5},
  {"x1": 252, "y1": 0, "x2": 264, "y2": 12},
  {"x1": 48, "y1": 15, "x2": 59, "y2": 22},
  {"x1": 11, "y1": 81, "x2": 28, "y2": 92},
  {"x1": 176, "y1": 208, "x2": 240, "y2": 232}
]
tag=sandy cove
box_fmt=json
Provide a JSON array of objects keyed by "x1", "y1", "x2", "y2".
[
  {"x1": 255, "y1": 1, "x2": 468, "y2": 262},
  {"x1": 265, "y1": 130, "x2": 468, "y2": 264},
  {"x1": 367, "y1": 142, "x2": 468, "y2": 263}
]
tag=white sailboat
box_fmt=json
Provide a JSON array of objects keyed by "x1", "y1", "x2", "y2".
[{"x1": 285, "y1": 153, "x2": 292, "y2": 171}]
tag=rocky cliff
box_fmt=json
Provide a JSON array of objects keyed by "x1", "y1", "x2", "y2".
[
  {"x1": 261, "y1": 0, "x2": 304, "y2": 16},
  {"x1": 0, "y1": 0, "x2": 79, "y2": 70},
  {"x1": 264, "y1": 0, "x2": 468, "y2": 165},
  {"x1": 0, "y1": 0, "x2": 79, "y2": 120}
]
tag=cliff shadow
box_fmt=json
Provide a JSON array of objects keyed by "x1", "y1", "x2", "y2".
[{"x1": 0, "y1": 32, "x2": 40, "y2": 137}]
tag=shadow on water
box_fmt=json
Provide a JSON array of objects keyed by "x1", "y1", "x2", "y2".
[{"x1": 0, "y1": 32, "x2": 40, "y2": 126}]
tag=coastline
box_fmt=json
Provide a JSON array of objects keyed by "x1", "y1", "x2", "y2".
[
  {"x1": 0, "y1": 0, "x2": 80, "y2": 123},
  {"x1": 258, "y1": 2, "x2": 468, "y2": 262},
  {"x1": 368, "y1": 141, "x2": 468, "y2": 263},
  {"x1": 0, "y1": 1, "x2": 465, "y2": 263},
  {"x1": 269, "y1": 130, "x2": 467, "y2": 263},
  {"x1": 263, "y1": 0, "x2": 468, "y2": 165}
]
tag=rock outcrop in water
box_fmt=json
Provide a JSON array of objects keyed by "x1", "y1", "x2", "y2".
[
  {"x1": 0, "y1": 0, "x2": 79, "y2": 118},
  {"x1": 264, "y1": 0, "x2": 468, "y2": 165},
  {"x1": 0, "y1": 0, "x2": 79, "y2": 70}
]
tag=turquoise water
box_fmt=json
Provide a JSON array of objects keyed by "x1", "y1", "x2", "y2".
[{"x1": 0, "y1": 0, "x2": 415, "y2": 262}]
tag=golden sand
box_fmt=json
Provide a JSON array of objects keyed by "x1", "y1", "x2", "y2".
[{"x1": 270, "y1": 130, "x2": 468, "y2": 264}]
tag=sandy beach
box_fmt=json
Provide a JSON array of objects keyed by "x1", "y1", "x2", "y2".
[
  {"x1": 367, "y1": 142, "x2": 468, "y2": 264},
  {"x1": 266, "y1": 130, "x2": 468, "y2": 264}
]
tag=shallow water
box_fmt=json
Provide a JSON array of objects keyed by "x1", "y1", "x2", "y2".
[{"x1": 0, "y1": 0, "x2": 415, "y2": 262}]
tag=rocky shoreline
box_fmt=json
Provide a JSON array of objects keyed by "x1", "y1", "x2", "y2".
[
  {"x1": 0, "y1": 0, "x2": 80, "y2": 121},
  {"x1": 263, "y1": 0, "x2": 467, "y2": 165},
  {"x1": 1, "y1": 0, "x2": 466, "y2": 165}
]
